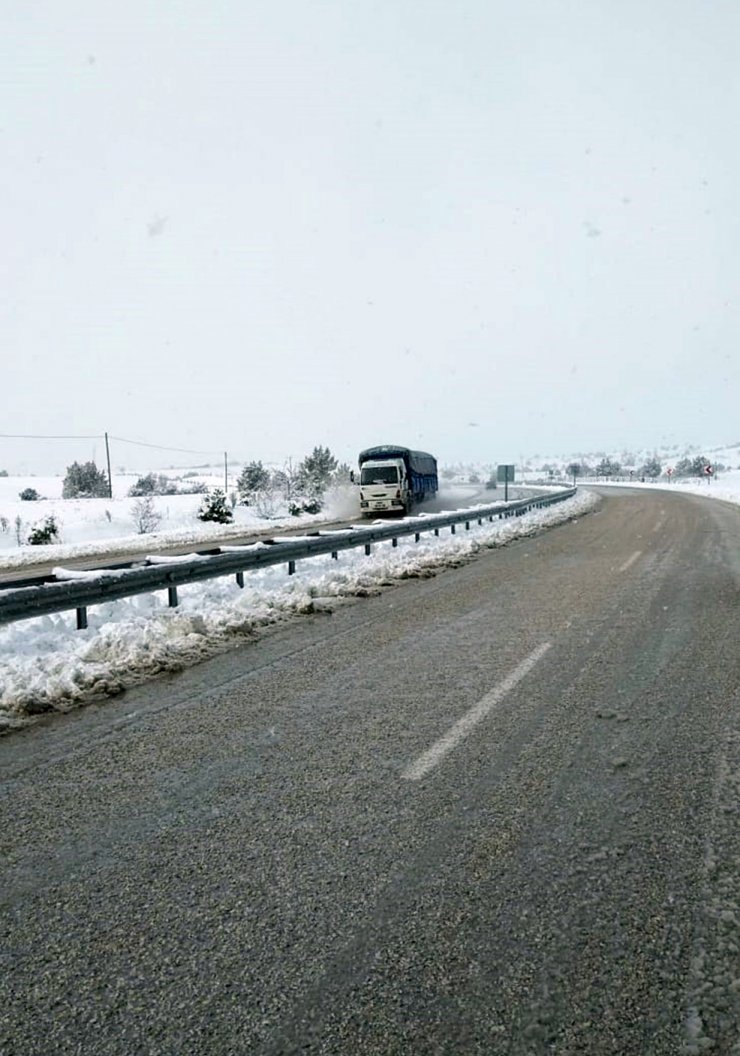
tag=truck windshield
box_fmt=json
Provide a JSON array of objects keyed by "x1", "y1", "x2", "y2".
[{"x1": 361, "y1": 466, "x2": 398, "y2": 485}]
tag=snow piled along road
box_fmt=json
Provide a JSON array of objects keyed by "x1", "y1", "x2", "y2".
[{"x1": 0, "y1": 491, "x2": 599, "y2": 732}]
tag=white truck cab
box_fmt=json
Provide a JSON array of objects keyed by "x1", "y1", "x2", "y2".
[{"x1": 359, "y1": 457, "x2": 407, "y2": 514}]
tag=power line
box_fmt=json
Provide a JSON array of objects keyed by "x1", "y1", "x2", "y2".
[
  {"x1": 0, "y1": 432, "x2": 101, "y2": 440},
  {"x1": 108, "y1": 434, "x2": 224, "y2": 456},
  {"x1": 0, "y1": 431, "x2": 225, "y2": 456}
]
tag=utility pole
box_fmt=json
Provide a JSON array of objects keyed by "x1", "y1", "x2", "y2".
[{"x1": 104, "y1": 432, "x2": 113, "y2": 499}]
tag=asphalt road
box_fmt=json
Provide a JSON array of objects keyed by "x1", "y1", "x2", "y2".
[{"x1": 2, "y1": 487, "x2": 739, "y2": 1054}]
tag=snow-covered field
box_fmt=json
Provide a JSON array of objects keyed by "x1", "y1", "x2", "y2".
[
  {"x1": 0, "y1": 471, "x2": 358, "y2": 566},
  {"x1": 0, "y1": 490, "x2": 599, "y2": 733},
  {"x1": 579, "y1": 470, "x2": 740, "y2": 507}
]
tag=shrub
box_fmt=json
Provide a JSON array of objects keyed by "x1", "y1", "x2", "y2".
[
  {"x1": 197, "y1": 488, "x2": 233, "y2": 524},
  {"x1": 179, "y1": 480, "x2": 207, "y2": 494},
  {"x1": 27, "y1": 515, "x2": 60, "y2": 545},
  {"x1": 19, "y1": 488, "x2": 41, "y2": 501},
  {"x1": 289, "y1": 499, "x2": 322, "y2": 516},
  {"x1": 128, "y1": 473, "x2": 178, "y2": 497},
  {"x1": 252, "y1": 488, "x2": 282, "y2": 518}
]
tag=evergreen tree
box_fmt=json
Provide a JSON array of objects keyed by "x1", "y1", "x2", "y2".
[
  {"x1": 62, "y1": 460, "x2": 110, "y2": 498},
  {"x1": 639, "y1": 456, "x2": 662, "y2": 478},
  {"x1": 595, "y1": 457, "x2": 621, "y2": 478},
  {"x1": 237, "y1": 461, "x2": 271, "y2": 503},
  {"x1": 332, "y1": 462, "x2": 353, "y2": 485},
  {"x1": 675, "y1": 455, "x2": 709, "y2": 477},
  {"x1": 298, "y1": 445, "x2": 338, "y2": 499},
  {"x1": 197, "y1": 488, "x2": 233, "y2": 524}
]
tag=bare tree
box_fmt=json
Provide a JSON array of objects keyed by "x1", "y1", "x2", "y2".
[
  {"x1": 131, "y1": 497, "x2": 162, "y2": 534},
  {"x1": 272, "y1": 458, "x2": 302, "y2": 505}
]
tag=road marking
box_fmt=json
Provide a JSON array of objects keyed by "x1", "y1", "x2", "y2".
[
  {"x1": 618, "y1": 550, "x2": 642, "y2": 573},
  {"x1": 401, "y1": 643, "x2": 552, "y2": 781}
]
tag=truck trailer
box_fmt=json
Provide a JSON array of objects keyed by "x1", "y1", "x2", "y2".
[{"x1": 357, "y1": 445, "x2": 438, "y2": 516}]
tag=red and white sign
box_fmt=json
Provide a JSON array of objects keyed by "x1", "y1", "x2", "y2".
[
  {"x1": 666, "y1": 467, "x2": 673, "y2": 477},
  {"x1": 704, "y1": 464, "x2": 714, "y2": 476}
]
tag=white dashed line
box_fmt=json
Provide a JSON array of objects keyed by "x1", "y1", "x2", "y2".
[
  {"x1": 618, "y1": 550, "x2": 642, "y2": 573},
  {"x1": 402, "y1": 643, "x2": 552, "y2": 781}
]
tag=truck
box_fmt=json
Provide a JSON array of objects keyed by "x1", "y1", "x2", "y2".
[{"x1": 356, "y1": 445, "x2": 438, "y2": 516}]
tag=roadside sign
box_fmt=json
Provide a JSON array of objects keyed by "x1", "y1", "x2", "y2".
[
  {"x1": 703, "y1": 464, "x2": 713, "y2": 476},
  {"x1": 497, "y1": 463, "x2": 515, "y2": 501},
  {"x1": 666, "y1": 467, "x2": 673, "y2": 477}
]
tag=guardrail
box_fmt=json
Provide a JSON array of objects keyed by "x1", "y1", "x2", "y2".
[{"x1": 0, "y1": 489, "x2": 576, "y2": 630}]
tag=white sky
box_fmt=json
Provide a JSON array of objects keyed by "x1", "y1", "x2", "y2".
[{"x1": 3, "y1": 0, "x2": 740, "y2": 473}]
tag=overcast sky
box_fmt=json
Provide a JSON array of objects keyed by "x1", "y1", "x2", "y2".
[{"x1": 3, "y1": 0, "x2": 739, "y2": 473}]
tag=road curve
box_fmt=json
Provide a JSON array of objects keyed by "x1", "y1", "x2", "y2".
[{"x1": 2, "y1": 487, "x2": 739, "y2": 1054}]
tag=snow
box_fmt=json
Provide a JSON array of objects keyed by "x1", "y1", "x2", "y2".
[
  {"x1": 585, "y1": 469, "x2": 740, "y2": 507},
  {"x1": 0, "y1": 490, "x2": 599, "y2": 732},
  {"x1": 0, "y1": 471, "x2": 355, "y2": 569}
]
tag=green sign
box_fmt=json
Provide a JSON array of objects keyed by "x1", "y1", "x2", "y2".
[{"x1": 497, "y1": 464, "x2": 515, "y2": 483}]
